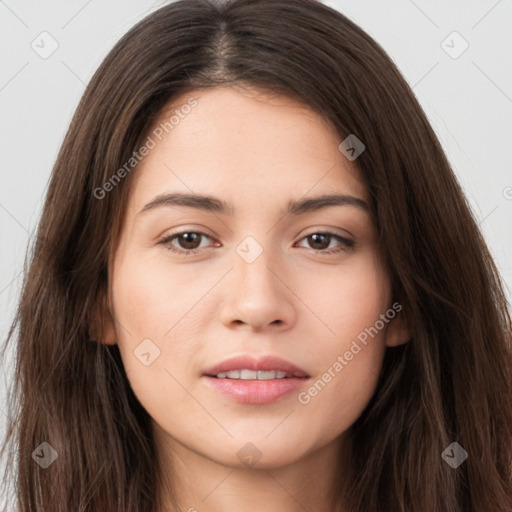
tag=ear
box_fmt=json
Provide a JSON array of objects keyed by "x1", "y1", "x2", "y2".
[
  {"x1": 88, "y1": 289, "x2": 117, "y2": 346},
  {"x1": 384, "y1": 308, "x2": 412, "y2": 347}
]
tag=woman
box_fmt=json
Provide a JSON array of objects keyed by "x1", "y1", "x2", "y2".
[{"x1": 2, "y1": 0, "x2": 511, "y2": 510}]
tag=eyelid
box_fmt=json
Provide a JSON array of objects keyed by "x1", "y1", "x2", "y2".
[{"x1": 299, "y1": 226, "x2": 353, "y2": 240}]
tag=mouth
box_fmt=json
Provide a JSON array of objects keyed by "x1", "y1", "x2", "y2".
[
  {"x1": 203, "y1": 354, "x2": 309, "y2": 378},
  {"x1": 202, "y1": 354, "x2": 310, "y2": 404},
  {"x1": 209, "y1": 369, "x2": 298, "y2": 380}
]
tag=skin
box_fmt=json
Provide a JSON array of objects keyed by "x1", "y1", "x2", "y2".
[{"x1": 99, "y1": 86, "x2": 410, "y2": 512}]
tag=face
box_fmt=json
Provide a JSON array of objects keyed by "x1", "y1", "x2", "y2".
[{"x1": 101, "y1": 86, "x2": 409, "y2": 470}]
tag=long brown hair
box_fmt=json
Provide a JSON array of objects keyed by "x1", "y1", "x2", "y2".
[{"x1": 2, "y1": 0, "x2": 511, "y2": 510}]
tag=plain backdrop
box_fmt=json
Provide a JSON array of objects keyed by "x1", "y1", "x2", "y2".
[{"x1": 1, "y1": 0, "x2": 511, "y2": 504}]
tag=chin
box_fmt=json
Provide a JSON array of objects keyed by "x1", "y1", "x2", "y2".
[{"x1": 203, "y1": 438, "x2": 312, "y2": 470}]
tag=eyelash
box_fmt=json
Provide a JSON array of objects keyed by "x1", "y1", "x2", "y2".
[{"x1": 158, "y1": 230, "x2": 355, "y2": 256}]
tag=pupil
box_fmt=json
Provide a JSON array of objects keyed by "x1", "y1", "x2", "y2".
[
  {"x1": 309, "y1": 233, "x2": 329, "y2": 250},
  {"x1": 180, "y1": 233, "x2": 200, "y2": 249}
]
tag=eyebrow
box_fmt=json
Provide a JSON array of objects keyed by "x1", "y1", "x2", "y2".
[{"x1": 138, "y1": 192, "x2": 369, "y2": 216}]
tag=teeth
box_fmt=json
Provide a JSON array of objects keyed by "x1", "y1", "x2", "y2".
[
  {"x1": 240, "y1": 369, "x2": 258, "y2": 379},
  {"x1": 215, "y1": 369, "x2": 293, "y2": 380},
  {"x1": 257, "y1": 370, "x2": 277, "y2": 380}
]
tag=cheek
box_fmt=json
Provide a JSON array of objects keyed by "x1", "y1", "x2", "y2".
[
  {"x1": 109, "y1": 258, "x2": 195, "y2": 422},
  {"x1": 297, "y1": 342, "x2": 385, "y2": 445},
  {"x1": 297, "y1": 249, "x2": 391, "y2": 347},
  {"x1": 294, "y1": 252, "x2": 390, "y2": 431},
  {"x1": 109, "y1": 252, "x2": 216, "y2": 397},
  {"x1": 111, "y1": 251, "x2": 211, "y2": 341},
  {"x1": 108, "y1": 254, "x2": 175, "y2": 377}
]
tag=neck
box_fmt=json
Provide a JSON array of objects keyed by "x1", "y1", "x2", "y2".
[{"x1": 153, "y1": 424, "x2": 350, "y2": 512}]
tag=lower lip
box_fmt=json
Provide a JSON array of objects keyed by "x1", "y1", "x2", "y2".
[{"x1": 203, "y1": 376, "x2": 309, "y2": 404}]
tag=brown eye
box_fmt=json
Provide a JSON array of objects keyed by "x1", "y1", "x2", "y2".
[
  {"x1": 307, "y1": 233, "x2": 330, "y2": 250},
  {"x1": 159, "y1": 231, "x2": 214, "y2": 255},
  {"x1": 296, "y1": 231, "x2": 354, "y2": 254},
  {"x1": 174, "y1": 232, "x2": 203, "y2": 250}
]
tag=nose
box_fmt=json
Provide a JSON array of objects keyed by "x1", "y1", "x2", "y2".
[{"x1": 218, "y1": 243, "x2": 297, "y2": 332}]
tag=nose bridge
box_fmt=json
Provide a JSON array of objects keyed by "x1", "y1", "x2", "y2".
[
  {"x1": 233, "y1": 233, "x2": 283, "y2": 296},
  {"x1": 218, "y1": 233, "x2": 296, "y2": 330}
]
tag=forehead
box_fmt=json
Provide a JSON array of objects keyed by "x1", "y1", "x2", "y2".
[{"x1": 130, "y1": 86, "x2": 367, "y2": 212}]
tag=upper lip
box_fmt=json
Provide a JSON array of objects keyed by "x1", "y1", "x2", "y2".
[{"x1": 203, "y1": 354, "x2": 309, "y2": 378}]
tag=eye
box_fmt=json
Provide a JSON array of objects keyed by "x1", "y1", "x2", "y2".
[
  {"x1": 159, "y1": 231, "x2": 216, "y2": 256},
  {"x1": 295, "y1": 231, "x2": 354, "y2": 254}
]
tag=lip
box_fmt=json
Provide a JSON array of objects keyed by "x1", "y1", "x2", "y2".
[
  {"x1": 202, "y1": 354, "x2": 310, "y2": 405},
  {"x1": 203, "y1": 354, "x2": 309, "y2": 378},
  {"x1": 203, "y1": 376, "x2": 308, "y2": 404}
]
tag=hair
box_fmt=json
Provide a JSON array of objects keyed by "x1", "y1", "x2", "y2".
[{"x1": 2, "y1": 0, "x2": 511, "y2": 510}]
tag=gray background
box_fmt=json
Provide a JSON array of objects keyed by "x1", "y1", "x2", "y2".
[{"x1": 1, "y1": 0, "x2": 511, "y2": 505}]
